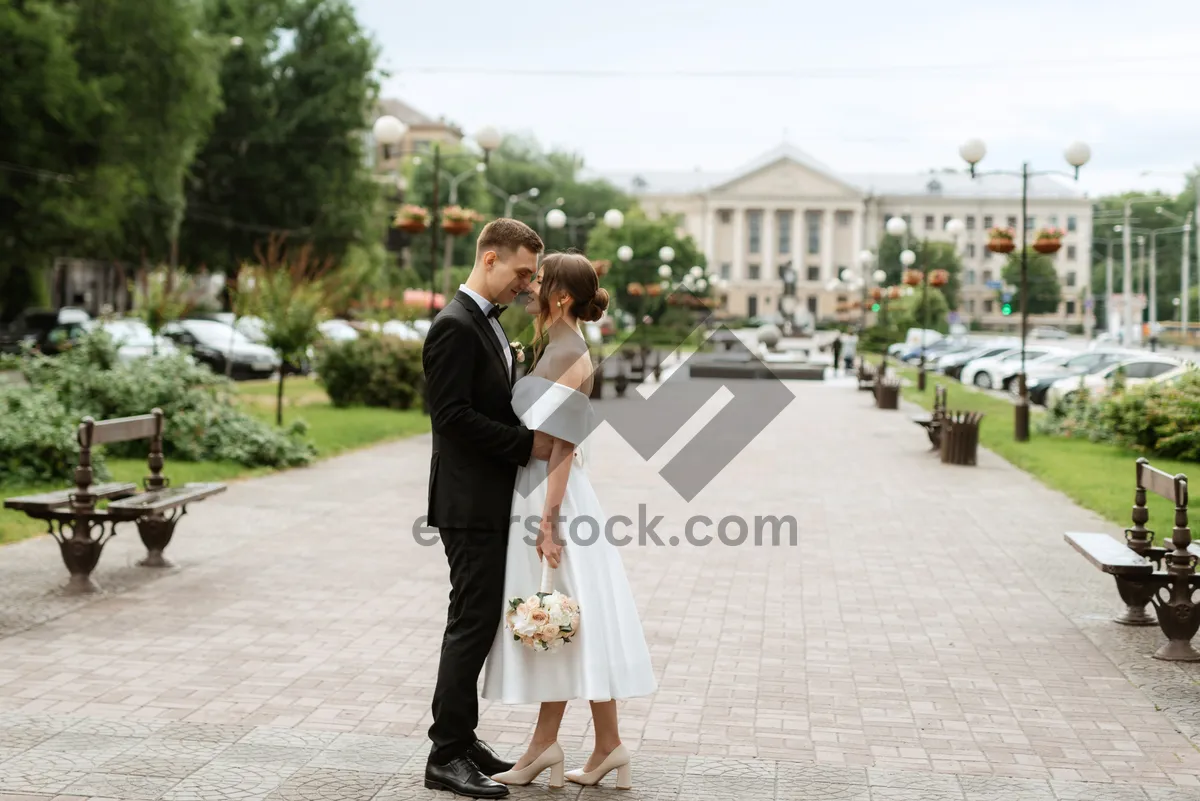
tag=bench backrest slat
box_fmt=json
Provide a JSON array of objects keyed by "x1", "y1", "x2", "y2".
[
  {"x1": 80, "y1": 412, "x2": 162, "y2": 447},
  {"x1": 1137, "y1": 459, "x2": 1186, "y2": 506}
]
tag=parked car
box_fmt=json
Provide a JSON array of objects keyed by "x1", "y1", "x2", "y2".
[
  {"x1": 959, "y1": 346, "x2": 1071, "y2": 390},
  {"x1": 1022, "y1": 350, "x2": 1136, "y2": 405},
  {"x1": 0, "y1": 307, "x2": 91, "y2": 355},
  {"x1": 1045, "y1": 355, "x2": 1184, "y2": 407},
  {"x1": 938, "y1": 340, "x2": 1020, "y2": 379},
  {"x1": 84, "y1": 319, "x2": 181, "y2": 362},
  {"x1": 1032, "y1": 325, "x2": 1069, "y2": 340},
  {"x1": 161, "y1": 319, "x2": 280, "y2": 380},
  {"x1": 319, "y1": 319, "x2": 360, "y2": 342}
]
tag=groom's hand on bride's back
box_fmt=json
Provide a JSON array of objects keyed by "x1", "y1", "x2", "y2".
[{"x1": 531, "y1": 430, "x2": 554, "y2": 461}]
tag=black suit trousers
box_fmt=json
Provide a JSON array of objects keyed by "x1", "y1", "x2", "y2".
[{"x1": 428, "y1": 527, "x2": 509, "y2": 764}]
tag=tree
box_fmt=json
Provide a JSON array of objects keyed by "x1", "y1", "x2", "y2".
[
  {"x1": 248, "y1": 236, "x2": 337, "y2": 425},
  {"x1": 878, "y1": 235, "x2": 964, "y2": 310},
  {"x1": 584, "y1": 207, "x2": 707, "y2": 313},
  {"x1": 1001, "y1": 248, "x2": 1061, "y2": 315},
  {"x1": 129, "y1": 268, "x2": 197, "y2": 353},
  {"x1": 179, "y1": 0, "x2": 382, "y2": 273}
]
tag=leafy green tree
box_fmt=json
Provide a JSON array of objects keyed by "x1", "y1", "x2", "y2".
[
  {"x1": 1001, "y1": 248, "x2": 1062, "y2": 315},
  {"x1": 179, "y1": 0, "x2": 382, "y2": 273},
  {"x1": 878, "y1": 235, "x2": 963, "y2": 309},
  {"x1": 584, "y1": 207, "x2": 707, "y2": 313}
]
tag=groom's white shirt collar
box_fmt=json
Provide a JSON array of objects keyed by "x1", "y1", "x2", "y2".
[{"x1": 458, "y1": 284, "x2": 494, "y2": 315}]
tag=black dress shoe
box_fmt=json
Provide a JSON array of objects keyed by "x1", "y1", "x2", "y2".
[
  {"x1": 465, "y1": 739, "x2": 515, "y2": 775},
  {"x1": 425, "y1": 756, "x2": 509, "y2": 798}
]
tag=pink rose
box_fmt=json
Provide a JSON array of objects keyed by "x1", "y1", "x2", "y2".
[
  {"x1": 527, "y1": 595, "x2": 541, "y2": 609},
  {"x1": 538, "y1": 623, "x2": 560, "y2": 641},
  {"x1": 515, "y1": 602, "x2": 530, "y2": 618},
  {"x1": 529, "y1": 609, "x2": 550, "y2": 626}
]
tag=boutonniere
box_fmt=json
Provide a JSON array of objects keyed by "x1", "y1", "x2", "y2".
[{"x1": 510, "y1": 341, "x2": 525, "y2": 363}]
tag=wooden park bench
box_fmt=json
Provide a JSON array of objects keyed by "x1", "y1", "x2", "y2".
[
  {"x1": 875, "y1": 376, "x2": 900, "y2": 410},
  {"x1": 856, "y1": 357, "x2": 877, "y2": 392},
  {"x1": 912, "y1": 385, "x2": 948, "y2": 450},
  {"x1": 939, "y1": 411, "x2": 983, "y2": 466},
  {"x1": 2, "y1": 409, "x2": 226, "y2": 593},
  {"x1": 1065, "y1": 458, "x2": 1200, "y2": 661}
]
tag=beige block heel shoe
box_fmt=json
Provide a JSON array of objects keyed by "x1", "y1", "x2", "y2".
[
  {"x1": 490, "y1": 742, "x2": 565, "y2": 788},
  {"x1": 565, "y1": 744, "x2": 632, "y2": 790}
]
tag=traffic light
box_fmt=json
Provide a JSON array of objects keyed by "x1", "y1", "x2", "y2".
[
  {"x1": 871, "y1": 303, "x2": 880, "y2": 312},
  {"x1": 1001, "y1": 302, "x2": 1012, "y2": 316}
]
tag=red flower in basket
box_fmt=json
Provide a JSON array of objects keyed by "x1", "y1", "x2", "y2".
[
  {"x1": 987, "y1": 226, "x2": 1016, "y2": 254},
  {"x1": 902, "y1": 269, "x2": 924, "y2": 287},
  {"x1": 442, "y1": 205, "x2": 484, "y2": 236},
  {"x1": 929, "y1": 269, "x2": 950, "y2": 288},
  {"x1": 1033, "y1": 226, "x2": 1065, "y2": 254},
  {"x1": 395, "y1": 204, "x2": 429, "y2": 233}
]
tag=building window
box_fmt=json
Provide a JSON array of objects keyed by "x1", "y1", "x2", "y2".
[
  {"x1": 966, "y1": 269, "x2": 976, "y2": 285},
  {"x1": 805, "y1": 211, "x2": 821, "y2": 254},
  {"x1": 1067, "y1": 301, "x2": 1077, "y2": 315},
  {"x1": 943, "y1": 214, "x2": 953, "y2": 230},
  {"x1": 747, "y1": 210, "x2": 762, "y2": 254},
  {"x1": 902, "y1": 214, "x2": 912, "y2": 230},
  {"x1": 1025, "y1": 215, "x2": 1036, "y2": 231},
  {"x1": 1007, "y1": 215, "x2": 1018, "y2": 228},
  {"x1": 748, "y1": 264, "x2": 760, "y2": 281},
  {"x1": 924, "y1": 215, "x2": 935, "y2": 231},
  {"x1": 967, "y1": 244, "x2": 976, "y2": 258},
  {"x1": 807, "y1": 296, "x2": 817, "y2": 314},
  {"x1": 984, "y1": 215, "x2": 994, "y2": 229},
  {"x1": 807, "y1": 265, "x2": 820, "y2": 281},
  {"x1": 720, "y1": 263, "x2": 731, "y2": 280},
  {"x1": 967, "y1": 215, "x2": 976, "y2": 231},
  {"x1": 777, "y1": 210, "x2": 792, "y2": 254},
  {"x1": 837, "y1": 294, "x2": 847, "y2": 305},
  {"x1": 982, "y1": 270, "x2": 993, "y2": 283},
  {"x1": 835, "y1": 210, "x2": 852, "y2": 227},
  {"x1": 1049, "y1": 215, "x2": 1059, "y2": 227},
  {"x1": 718, "y1": 209, "x2": 732, "y2": 224},
  {"x1": 1066, "y1": 271, "x2": 1076, "y2": 287},
  {"x1": 1067, "y1": 245, "x2": 1077, "y2": 260},
  {"x1": 984, "y1": 248, "x2": 993, "y2": 260},
  {"x1": 984, "y1": 300, "x2": 994, "y2": 313},
  {"x1": 1067, "y1": 215, "x2": 1078, "y2": 232},
  {"x1": 968, "y1": 299, "x2": 976, "y2": 313}
]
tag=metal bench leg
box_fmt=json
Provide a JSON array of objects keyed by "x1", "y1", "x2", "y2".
[
  {"x1": 55, "y1": 518, "x2": 117, "y2": 594},
  {"x1": 1151, "y1": 580, "x2": 1200, "y2": 661},
  {"x1": 1114, "y1": 577, "x2": 1157, "y2": 626},
  {"x1": 136, "y1": 508, "x2": 186, "y2": 568}
]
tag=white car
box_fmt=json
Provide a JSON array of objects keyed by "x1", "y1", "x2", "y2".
[
  {"x1": 319, "y1": 319, "x2": 359, "y2": 342},
  {"x1": 937, "y1": 340, "x2": 1019, "y2": 375},
  {"x1": 86, "y1": 319, "x2": 181, "y2": 362},
  {"x1": 959, "y1": 346, "x2": 1071, "y2": 390},
  {"x1": 380, "y1": 320, "x2": 422, "y2": 341},
  {"x1": 1045, "y1": 355, "x2": 1184, "y2": 406}
]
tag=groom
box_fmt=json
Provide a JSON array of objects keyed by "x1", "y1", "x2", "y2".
[{"x1": 422, "y1": 218, "x2": 553, "y2": 798}]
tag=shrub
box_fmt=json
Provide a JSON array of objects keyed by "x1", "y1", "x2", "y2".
[
  {"x1": 0, "y1": 384, "x2": 110, "y2": 485},
  {"x1": 11, "y1": 330, "x2": 315, "y2": 470},
  {"x1": 315, "y1": 335, "x2": 425, "y2": 410}
]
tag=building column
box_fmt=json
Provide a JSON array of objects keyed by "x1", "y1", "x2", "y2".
[
  {"x1": 732, "y1": 207, "x2": 745, "y2": 281},
  {"x1": 792, "y1": 209, "x2": 803, "y2": 280},
  {"x1": 851, "y1": 206, "x2": 864, "y2": 278},
  {"x1": 704, "y1": 204, "x2": 716, "y2": 265},
  {"x1": 762, "y1": 208, "x2": 774, "y2": 283},
  {"x1": 822, "y1": 207, "x2": 835, "y2": 281}
]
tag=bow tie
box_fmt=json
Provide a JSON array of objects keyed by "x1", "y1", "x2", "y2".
[{"x1": 487, "y1": 305, "x2": 507, "y2": 320}]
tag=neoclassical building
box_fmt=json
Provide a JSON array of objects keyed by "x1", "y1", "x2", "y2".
[{"x1": 602, "y1": 145, "x2": 1095, "y2": 329}]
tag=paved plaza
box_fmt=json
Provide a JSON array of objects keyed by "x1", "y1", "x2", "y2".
[{"x1": 3, "y1": 372, "x2": 1200, "y2": 800}]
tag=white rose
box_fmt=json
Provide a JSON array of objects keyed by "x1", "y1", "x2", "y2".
[{"x1": 512, "y1": 612, "x2": 538, "y2": 638}]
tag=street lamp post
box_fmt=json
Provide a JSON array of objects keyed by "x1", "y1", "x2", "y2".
[
  {"x1": 372, "y1": 115, "x2": 500, "y2": 319},
  {"x1": 959, "y1": 138, "x2": 1091, "y2": 442}
]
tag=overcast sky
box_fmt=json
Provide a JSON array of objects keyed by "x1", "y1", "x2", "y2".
[{"x1": 353, "y1": 0, "x2": 1200, "y2": 199}]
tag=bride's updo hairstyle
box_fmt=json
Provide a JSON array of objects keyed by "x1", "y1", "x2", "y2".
[{"x1": 537, "y1": 251, "x2": 609, "y2": 326}]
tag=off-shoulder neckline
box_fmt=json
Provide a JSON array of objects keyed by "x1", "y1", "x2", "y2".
[{"x1": 515, "y1": 373, "x2": 590, "y2": 401}]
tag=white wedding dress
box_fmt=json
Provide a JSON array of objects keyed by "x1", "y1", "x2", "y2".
[{"x1": 482, "y1": 336, "x2": 657, "y2": 704}]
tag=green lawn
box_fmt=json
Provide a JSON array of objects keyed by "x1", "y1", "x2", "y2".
[
  {"x1": 1, "y1": 377, "x2": 430, "y2": 545},
  {"x1": 887, "y1": 360, "x2": 1187, "y2": 535}
]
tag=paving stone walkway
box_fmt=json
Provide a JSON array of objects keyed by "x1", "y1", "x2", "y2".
[{"x1": 2, "y1": 371, "x2": 1200, "y2": 800}]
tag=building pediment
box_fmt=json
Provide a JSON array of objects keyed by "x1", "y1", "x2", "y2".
[{"x1": 709, "y1": 146, "x2": 863, "y2": 201}]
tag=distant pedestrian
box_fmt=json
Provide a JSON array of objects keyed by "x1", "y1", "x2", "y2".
[
  {"x1": 831, "y1": 334, "x2": 843, "y2": 374},
  {"x1": 843, "y1": 333, "x2": 857, "y2": 370}
]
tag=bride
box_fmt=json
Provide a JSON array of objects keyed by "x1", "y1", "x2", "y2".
[{"x1": 481, "y1": 252, "x2": 657, "y2": 790}]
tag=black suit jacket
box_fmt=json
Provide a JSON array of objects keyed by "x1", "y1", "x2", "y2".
[{"x1": 423, "y1": 290, "x2": 534, "y2": 532}]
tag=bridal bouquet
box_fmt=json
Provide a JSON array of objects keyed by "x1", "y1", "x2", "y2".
[{"x1": 505, "y1": 564, "x2": 581, "y2": 651}]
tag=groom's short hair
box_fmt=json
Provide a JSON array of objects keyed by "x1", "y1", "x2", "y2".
[{"x1": 476, "y1": 218, "x2": 545, "y2": 261}]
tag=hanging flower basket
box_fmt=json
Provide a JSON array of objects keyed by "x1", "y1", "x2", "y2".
[
  {"x1": 395, "y1": 204, "x2": 429, "y2": 233},
  {"x1": 1033, "y1": 226, "x2": 1065, "y2": 254},
  {"x1": 929, "y1": 269, "x2": 950, "y2": 288},
  {"x1": 592, "y1": 259, "x2": 612, "y2": 277},
  {"x1": 441, "y1": 205, "x2": 484, "y2": 236},
  {"x1": 902, "y1": 269, "x2": 924, "y2": 287},
  {"x1": 887, "y1": 286, "x2": 902, "y2": 300},
  {"x1": 870, "y1": 287, "x2": 883, "y2": 301},
  {"x1": 646, "y1": 282, "x2": 662, "y2": 297},
  {"x1": 626, "y1": 282, "x2": 645, "y2": 296},
  {"x1": 987, "y1": 226, "x2": 1015, "y2": 254}
]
